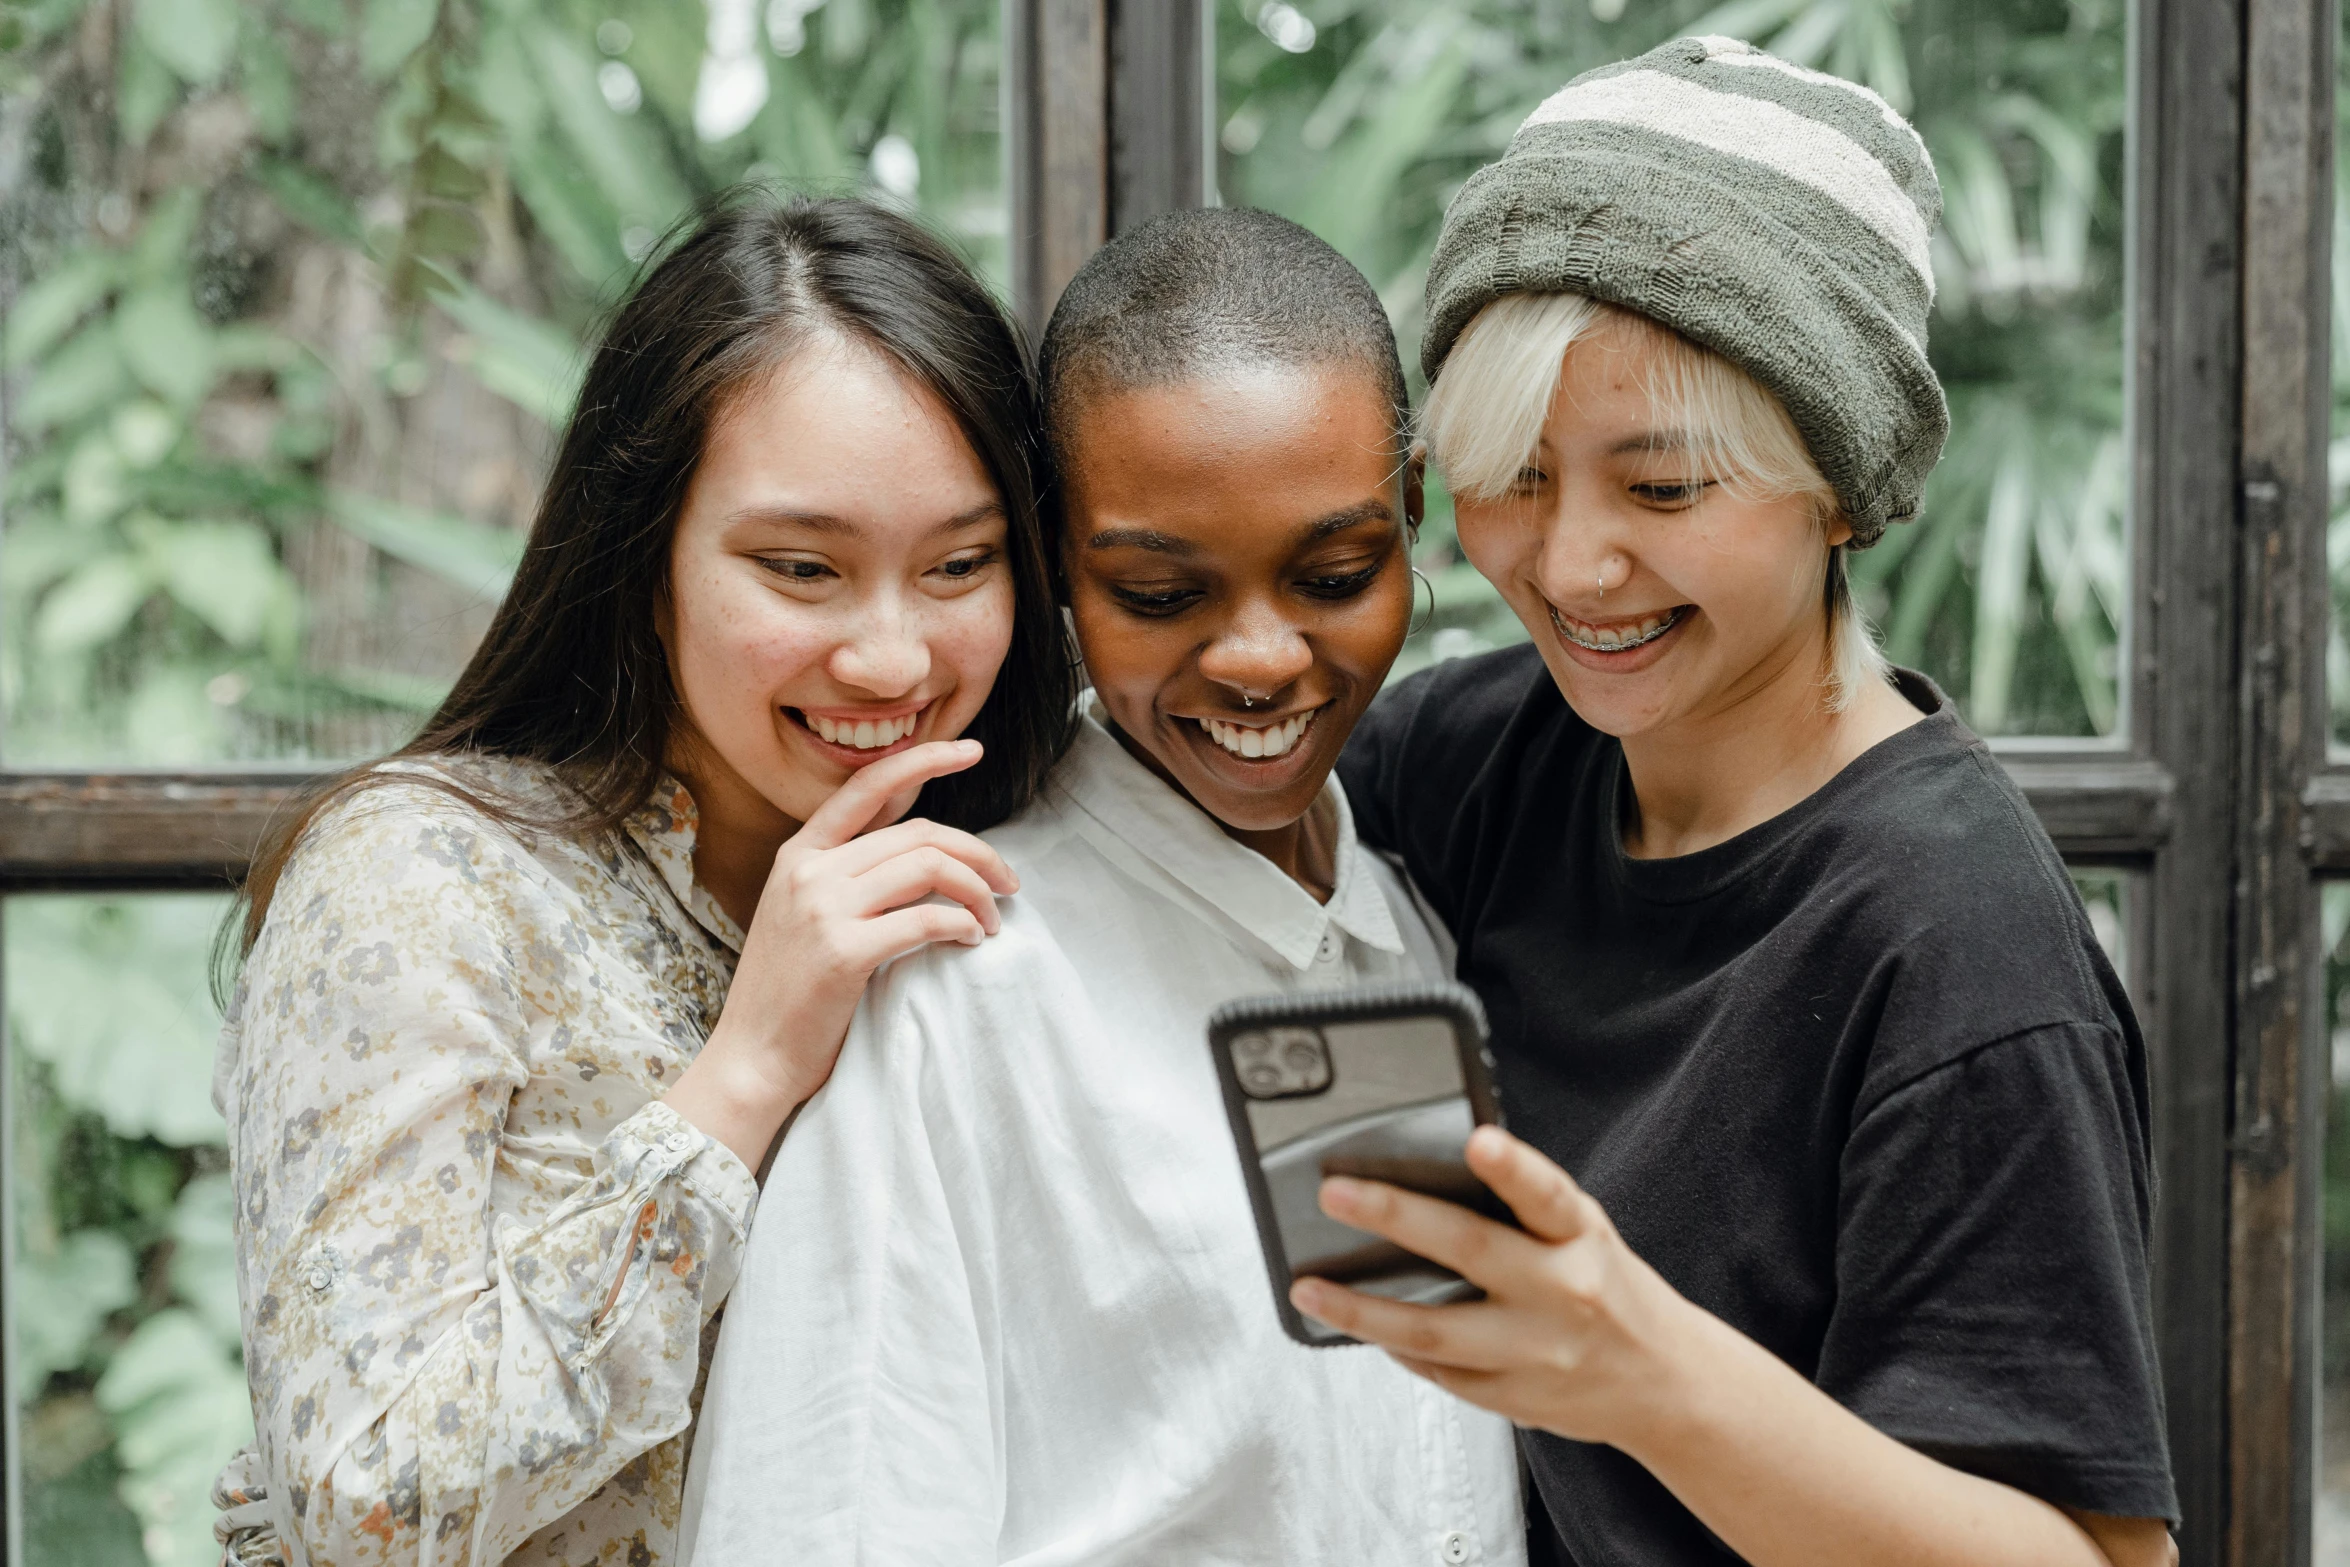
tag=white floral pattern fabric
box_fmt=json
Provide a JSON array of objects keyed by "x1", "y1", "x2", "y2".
[{"x1": 212, "y1": 757, "x2": 757, "y2": 1567}]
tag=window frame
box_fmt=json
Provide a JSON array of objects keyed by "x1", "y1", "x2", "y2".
[{"x1": 0, "y1": 0, "x2": 2332, "y2": 1559}]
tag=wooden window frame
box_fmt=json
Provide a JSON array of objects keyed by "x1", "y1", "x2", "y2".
[{"x1": 0, "y1": 0, "x2": 2337, "y2": 1558}]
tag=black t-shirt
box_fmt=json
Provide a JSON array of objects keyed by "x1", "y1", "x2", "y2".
[{"x1": 1340, "y1": 644, "x2": 2178, "y2": 1564}]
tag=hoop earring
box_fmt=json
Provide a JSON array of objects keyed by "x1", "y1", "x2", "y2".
[{"x1": 1409, "y1": 568, "x2": 1435, "y2": 637}]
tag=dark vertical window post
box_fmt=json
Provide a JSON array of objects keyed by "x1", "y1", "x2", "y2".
[
  {"x1": 2241, "y1": 0, "x2": 2340, "y2": 1560},
  {"x1": 1006, "y1": 0, "x2": 1213, "y2": 338},
  {"x1": 2121, "y1": 0, "x2": 2249, "y2": 1555}
]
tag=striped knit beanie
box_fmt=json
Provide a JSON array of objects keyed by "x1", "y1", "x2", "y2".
[{"x1": 1422, "y1": 36, "x2": 1948, "y2": 545}]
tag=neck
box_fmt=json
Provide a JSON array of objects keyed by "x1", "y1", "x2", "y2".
[
  {"x1": 1106, "y1": 721, "x2": 1337, "y2": 904},
  {"x1": 671, "y1": 746, "x2": 799, "y2": 931},
  {"x1": 1225, "y1": 812, "x2": 1335, "y2": 903},
  {"x1": 1618, "y1": 637, "x2": 1923, "y2": 861}
]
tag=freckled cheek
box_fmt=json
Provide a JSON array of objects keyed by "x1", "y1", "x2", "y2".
[
  {"x1": 1670, "y1": 517, "x2": 1818, "y2": 635},
  {"x1": 1451, "y1": 503, "x2": 1520, "y2": 584},
  {"x1": 927, "y1": 579, "x2": 1019, "y2": 724},
  {"x1": 671, "y1": 576, "x2": 836, "y2": 707}
]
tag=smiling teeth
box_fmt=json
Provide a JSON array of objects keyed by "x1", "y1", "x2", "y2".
[
  {"x1": 807, "y1": 711, "x2": 919, "y2": 749},
  {"x1": 1198, "y1": 710, "x2": 1316, "y2": 760},
  {"x1": 1553, "y1": 606, "x2": 1684, "y2": 653}
]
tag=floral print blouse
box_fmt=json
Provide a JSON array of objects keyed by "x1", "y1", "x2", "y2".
[{"x1": 212, "y1": 758, "x2": 758, "y2": 1567}]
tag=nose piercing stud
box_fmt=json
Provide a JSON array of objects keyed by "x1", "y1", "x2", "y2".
[{"x1": 1242, "y1": 693, "x2": 1259, "y2": 708}]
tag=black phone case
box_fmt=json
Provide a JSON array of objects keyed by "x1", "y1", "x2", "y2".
[{"x1": 1207, "y1": 979, "x2": 1506, "y2": 1348}]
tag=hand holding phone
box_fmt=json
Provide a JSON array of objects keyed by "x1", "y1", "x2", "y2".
[{"x1": 1207, "y1": 981, "x2": 1512, "y2": 1346}]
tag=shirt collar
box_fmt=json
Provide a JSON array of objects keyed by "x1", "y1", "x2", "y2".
[
  {"x1": 622, "y1": 776, "x2": 746, "y2": 954},
  {"x1": 1050, "y1": 703, "x2": 1405, "y2": 971}
]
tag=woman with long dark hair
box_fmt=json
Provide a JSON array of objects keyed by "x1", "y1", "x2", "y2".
[{"x1": 208, "y1": 192, "x2": 1076, "y2": 1567}]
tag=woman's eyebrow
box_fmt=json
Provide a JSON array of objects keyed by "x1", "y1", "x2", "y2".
[
  {"x1": 1087, "y1": 501, "x2": 1397, "y2": 556},
  {"x1": 1298, "y1": 499, "x2": 1397, "y2": 541},
  {"x1": 727, "y1": 501, "x2": 1005, "y2": 538},
  {"x1": 1607, "y1": 430, "x2": 1695, "y2": 458},
  {"x1": 1086, "y1": 527, "x2": 1196, "y2": 555}
]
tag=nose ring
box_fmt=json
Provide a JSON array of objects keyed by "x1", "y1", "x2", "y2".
[
  {"x1": 1242, "y1": 693, "x2": 1259, "y2": 709},
  {"x1": 1596, "y1": 571, "x2": 1607, "y2": 597}
]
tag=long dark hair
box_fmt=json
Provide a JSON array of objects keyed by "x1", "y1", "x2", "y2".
[{"x1": 238, "y1": 192, "x2": 1077, "y2": 949}]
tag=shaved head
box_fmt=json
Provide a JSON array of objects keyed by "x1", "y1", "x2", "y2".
[{"x1": 1038, "y1": 207, "x2": 1410, "y2": 463}]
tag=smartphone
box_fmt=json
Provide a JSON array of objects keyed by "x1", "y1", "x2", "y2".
[{"x1": 1207, "y1": 979, "x2": 1510, "y2": 1347}]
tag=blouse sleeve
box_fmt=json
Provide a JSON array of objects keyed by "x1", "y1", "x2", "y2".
[{"x1": 221, "y1": 785, "x2": 758, "y2": 1567}]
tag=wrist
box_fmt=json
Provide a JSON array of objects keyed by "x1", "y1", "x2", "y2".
[
  {"x1": 696, "y1": 1018, "x2": 822, "y2": 1121},
  {"x1": 1606, "y1": 1279, "x2": 1747, "y2": 1465},
  {"x1": 664, "y1": 1027, "x2": 817, "y2": 1171}
]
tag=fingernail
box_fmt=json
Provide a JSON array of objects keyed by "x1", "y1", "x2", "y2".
[
  {"x1": 1319, "y1": 1176, "x2": 1363, "y2": 1216},
  {"x1": 1290, "y1": 1279, "x2": 1328, "y2": 1311}
]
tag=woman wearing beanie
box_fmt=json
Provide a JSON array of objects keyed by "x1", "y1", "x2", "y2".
[{"x1": 1318, "y1": 37, "x2": 2178, "y2": 1567}]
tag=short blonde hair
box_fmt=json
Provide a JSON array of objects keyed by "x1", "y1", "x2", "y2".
[{"x1": 1421, "y1": 293, "x2": 1891, "y2": 711}]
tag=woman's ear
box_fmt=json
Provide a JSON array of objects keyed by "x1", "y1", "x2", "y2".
[{"x1": 652, "y1": 574, "x2": 677, "y2": 655}]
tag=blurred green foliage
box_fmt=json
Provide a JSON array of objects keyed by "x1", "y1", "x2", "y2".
[
  {"x1": 7, "y1": 895, "x2": 242, "y2": 1567},
  {"x1": 1222, "y1": 0, "x2": 2129, "y2": 732}
]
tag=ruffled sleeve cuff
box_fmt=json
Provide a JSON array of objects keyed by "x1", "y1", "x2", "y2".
[{"x1": 500, "y1": 1099, "x2": 760, "y2": 1380}]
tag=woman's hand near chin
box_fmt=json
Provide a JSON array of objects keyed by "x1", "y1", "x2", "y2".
[
  {"x1": 1293, "y1": 1128, "x2": 2177, "y2": 1567},
  {"x1": 663, "y1": 738, "x2": 1018, "y2": 1171}
]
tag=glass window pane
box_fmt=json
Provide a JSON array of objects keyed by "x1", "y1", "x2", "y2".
[
  {"x1": 2071, "y1": 867, "x2": 2133, "y2": 982},
  {"x1": 0, "y1": 1, "x2": 1005, "y2": 766},
  {"x1": 1221, "y1": 2, "x2": 2131, "y2": 735},
  {"x1": 5, "y1": 893, "x2": 239, "y2": 1567}
]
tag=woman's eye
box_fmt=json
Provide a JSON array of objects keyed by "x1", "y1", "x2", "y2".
[
  {"x1": 1109, "y1": 584, "x2": 1204, "y2": 616},
  {"x1": 760, "y1": 557, "x2": 833, "y2": 582},
  {"x1": 932, "y1": 549, "x2": 999, "y2": 581},
  {"x1": 1630, "y1": 480, "x2": 1712, "y2": 507},
  {"x1": 1298, "y1": 561, "x2": 1384, "y2": 600},
  {"x1": 1509, "y1": 465, "x2": 1549, "y2": 492}
]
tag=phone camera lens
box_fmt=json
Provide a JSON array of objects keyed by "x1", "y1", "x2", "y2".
[
  {"x1": 1283, "y1": 1042, "x2": 1322, "y2": 1074},
  {"x1": 1241, "y1": 1063, "x2": 1283, "y2": 1094}
]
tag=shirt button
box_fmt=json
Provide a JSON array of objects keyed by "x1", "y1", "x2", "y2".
[
  {"x1": 1315, "y1": 929, "x2": 1341, "y2": 964},
  {"x1": 1439, "y1": 1532, "x2": 1472, "y2": 1565},
  {"x1": 662, "y1": 1130, "x2": 695, "y2": 1153}
]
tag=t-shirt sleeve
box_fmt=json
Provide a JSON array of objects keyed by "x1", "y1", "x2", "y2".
[{"x1": 1816, "y1": 1022, "x2": 2178, "y2": 1522}]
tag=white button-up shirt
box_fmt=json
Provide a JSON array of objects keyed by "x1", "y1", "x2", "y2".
[{"x1": 681, "y1": 715, "x2": 1525, "y2": 1567}]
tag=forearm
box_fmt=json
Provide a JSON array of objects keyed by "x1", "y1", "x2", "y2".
[{"x1": 1624, "y1": 1301, "x2": 2119, "y2": 1567}]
